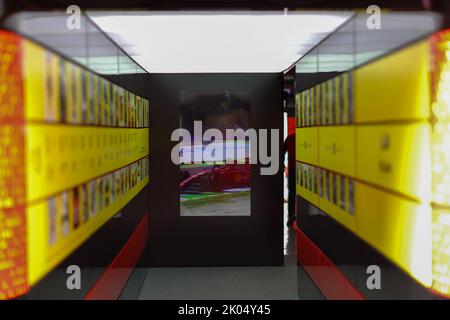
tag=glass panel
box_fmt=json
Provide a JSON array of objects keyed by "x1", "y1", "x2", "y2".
[{"x1": 3, "y1": 11, "x2": 147, "y2": 75}]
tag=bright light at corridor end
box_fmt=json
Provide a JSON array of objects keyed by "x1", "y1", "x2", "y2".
[{"x1": 89, "y1": 11, "x2": 352, "y2": 73}]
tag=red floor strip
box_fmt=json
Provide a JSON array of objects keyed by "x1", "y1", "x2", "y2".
[
  {"x1": 294, "y1": 222, "x2": 364, "y2": 300},
  {"x1": 85, "y1": 214, "x2": 149, "y2": 300}
]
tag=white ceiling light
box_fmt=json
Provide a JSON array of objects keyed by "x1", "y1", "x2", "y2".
[{"x1": 89, "y1": 11, "x2": 352, "y2": 73}]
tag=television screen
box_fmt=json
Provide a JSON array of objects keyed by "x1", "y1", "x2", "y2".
[{"x1": 179, "y1": 91, "x2": 251, "y2": 216}]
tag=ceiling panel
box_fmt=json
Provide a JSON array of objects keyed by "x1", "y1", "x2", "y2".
[{"x1": 89, "y1": 11, "x2": 352, "y2": 73}]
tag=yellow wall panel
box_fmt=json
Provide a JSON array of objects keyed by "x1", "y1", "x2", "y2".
[
  {"x1": 23, "y1": 41, "x2": 45, "y2": 121},
  {"x1": 354, "y1": 41, "x2": 430, "y2": 123},
  {"x1": 295, "y1": 127, "x2": 318, "y2": 165},
  {"x1": 27, "y1": 174, "x2": 149, "y2": 285},
  {"x1": 355, "y1": 182, "x2": 432, "y2": 287},
  {"x1": 25, "y1": 124, "x2": 149, "y2": 202},
  {"x1": 319, "y1": 173, "x2": 357, "y2": 233},
  {"x1": 0, "y1": 34, "x2": 151, "y2": 298},
  {"x1": 356, "y1": 123, "x2": 431, "y2": 202},
  {"x1": 295, "y1": 33, "x2": 450, "y2": 297},
  {"x1": 318, "y1": 126, "x2": 355, "y2": 177},
  {"x1": 296, "y1": 162, "x2": 320, "y2": 207}
]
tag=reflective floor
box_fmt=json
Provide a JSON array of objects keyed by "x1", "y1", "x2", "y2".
[
  {"x1": 131, "y1": 203, "x2": 302, "y2": 300},
  {"x1": 138, "y1": 257, "x2": 298, "y2": 300}
]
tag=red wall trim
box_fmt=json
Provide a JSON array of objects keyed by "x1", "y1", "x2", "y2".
[
  {"x1": 294, "y1": 222, "x2": 364, "y2": 300},
  {"x1": 287, "y1": 116, "x2": 296, "y2": 135},
  {"x1": 85, "y1": 214, "x2": 149, "y2": 300}
]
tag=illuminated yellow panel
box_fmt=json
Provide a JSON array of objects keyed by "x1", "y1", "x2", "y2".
[
  {"x1": 356, "y1": 123, "x2": 431, "y2": 202},
  {"x1": 101, "y1": 79, "x2": 110, "y2": 126},
  {"x1": 0, "y1": 32, "x2": 151, "y2": 299},
  {"x1": 356, "y1": 182, "x2": 432, "y2": 287},
  {"x1": 296, "y1": 162, "x2": 319, "y2": 207},
  {"x1": 27, "y1": 171, "x2": 149, "y2": 285},
  {"x1": 299, "y1": 92, "x2": 305, "y2": 127},
  {"x1": 342, "y1": 73, "x2": 352, "y2": 124},
  {"x1": 354, "y1": 40, "x2": 430, "y2": 123},
  {"x1": 313, "y1": 85, "x2": 320, "y2": 126},
  {"x1": 319, "y1": 173, "x2": 357, "y2": 233},
  {"x1": 25, "y1": 124, "x2": 149, "y2": 203},
  {"x1": 23, "y1": 41, "x2": 46, "y2": 121},
  {"x1": 295, "y1": 127, "x2": 318, "y2": 165},
  {"x1": 293, "y1": 31, "x2": 450, "y2": 298},
  {"x1": 297, "y1": 182, "x2": 319, "y2": 207},
  {"x1": 320, "y1": 82, "x2": 326, "y2": 125},
  {"x1": 318, "y1": 126, "x2": 355, "y2": 177},
  {"x1": 67, "y1": 64, "x2": 82, "y2": 124}
]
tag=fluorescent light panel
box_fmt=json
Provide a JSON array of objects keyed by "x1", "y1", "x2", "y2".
[{"x1": 89, "y1": 11, "x2": 352, "y2": 73}]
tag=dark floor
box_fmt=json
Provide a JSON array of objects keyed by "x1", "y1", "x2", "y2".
[
  {"x1": 138, "y1": 256, "x2": 298, "y2": 300},
  {"x1": 134, "y1": 203, "x2": 308, "y2": 300}
]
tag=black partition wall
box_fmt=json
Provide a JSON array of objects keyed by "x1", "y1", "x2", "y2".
[
  {"x1": 109, "y1": 72, "x2": 284, "y2": 267},
  {"x1": 146, "y1": 74, "x2": 284, "y2": 267}
]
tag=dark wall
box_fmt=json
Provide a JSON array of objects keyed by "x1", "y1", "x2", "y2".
[{"x1": 113, "y1": 73, "x2": 284, "y2": 267}]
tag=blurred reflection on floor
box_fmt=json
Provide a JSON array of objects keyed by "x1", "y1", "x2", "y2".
[{"x1": 132, "y1": 204, "x2": 298, "y2": 300}]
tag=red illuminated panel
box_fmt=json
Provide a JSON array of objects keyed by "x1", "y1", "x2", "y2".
[
  {"x1": 0, "y1": 30, "x2": 28, "y2": 299},
  {"x1": 295, "y1": 223, "x2": 364, "y2": 300},
  {"x1": 287, "y1": 116, "x2": 296, "y2": 136},
  {"x1": 85, "y1": 214, "x2": 149, "y2": 300}
]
